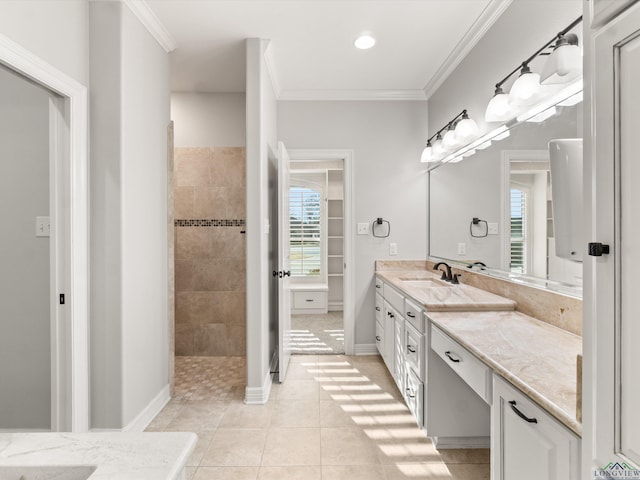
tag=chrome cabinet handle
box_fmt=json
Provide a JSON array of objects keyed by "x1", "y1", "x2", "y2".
[
  {"x1": 444, "y1": 351, "x2": 460, "y2": 363},
  {"x1": 508, "y1": 400, "x2": 538, "y2": 424},
  {"x1": 406, "y1": 312, "x2": 416, "y2": 318}
]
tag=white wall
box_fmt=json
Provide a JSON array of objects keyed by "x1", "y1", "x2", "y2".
[
  {"x1": 0, "y1": 65, "x2": 52, "y2": 429},
  {"x1": 171, "y1": 93, "x2": 246, "y2": 147},
  {"x1": 278, "y1": 101, "x2": 428, "y2": 345},
  {"x1": 0, "y1": 0, "x2": 88, "y2": 85},
  {"x1": 89, "y1": 1, "x2": 171, "y2": 429},
  {"x1": 120, "y1": 4, "x2": 171, "y2": 428},
  {"x1": 245, "y1": 38, "x2": 278, "y2": 402}
]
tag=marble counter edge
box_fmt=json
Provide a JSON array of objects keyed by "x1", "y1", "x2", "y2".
[
  {"x1": 429, "y1": 316, "x2": 582, "y2": 437},
  {"x1": 0, "y1": 432, "x2": 198, "y2": 479}
]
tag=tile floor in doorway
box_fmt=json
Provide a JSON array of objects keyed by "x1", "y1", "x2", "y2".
[
  {"x1": 290, "y1": 311, "x2": 345, "y2": 354},
  {"x1": 146, "y1": 355, "x2": 490, "y2": 480}
]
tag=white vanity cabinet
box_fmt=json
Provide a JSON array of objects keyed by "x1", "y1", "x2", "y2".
[{"x1": 492, "y1": 375, "x2": 580, "y2": 480}]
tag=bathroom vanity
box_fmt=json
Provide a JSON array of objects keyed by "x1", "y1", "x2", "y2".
[
  {"x1": 375, "y1": 260, "x2": 582, "y2": 480},
  {"x1": 0, "y1": 432, "x2": 196, "y2": 480}
]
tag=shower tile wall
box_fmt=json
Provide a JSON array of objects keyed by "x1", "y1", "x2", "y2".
[{"x1": 174, "y1": 147, "x2": 246, "y2": 356}]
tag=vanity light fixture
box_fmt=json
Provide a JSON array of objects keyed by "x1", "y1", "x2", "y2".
[
  {"x1": 484, "y1": 16, "x2": 582, "y2": 123},
  {"x1": 419, "y1": 109, "x2": 478, "y2": 163},
  {"x1": 354, "y1": 33, "x2": 376, "y2": 50}
]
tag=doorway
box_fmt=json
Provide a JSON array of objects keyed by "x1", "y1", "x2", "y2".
[
  {"x1": 287, "y1": 150, "x2": 354, "y2": 356},
  {"x1": 0, "y1": 35, "x2": 89, "y2": 432}
]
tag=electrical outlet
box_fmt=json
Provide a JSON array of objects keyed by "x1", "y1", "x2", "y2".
[
  {"x1": 457, "y1": 242, "x2": 466, "y2": 255},
  {"x1": 488, "y1": 222, "x2": 499, "y2": 235},
  {"x1": 357, "y1": 222, "x2": 369, "y2": 235},
  {"x1": 389, "y1": 243, "x2": 397, "y2": 255},
  {"x1": 36, "y1": 216, "x2": 50, "y2": 237}
]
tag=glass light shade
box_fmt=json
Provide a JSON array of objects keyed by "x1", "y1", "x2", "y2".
[
  {"x1": 354, "y1": 34, "x2": 376, "y2": 50},
  {"x1": 454, "y1": 117, "x2": 479, "y2": 142},
  {"x1": 442, "y1": 128, "x2": 458, "y2": 150},
  {"x1": 541, "y1": 44, "x2": 581, "y2": 85},
  {"x1": 420, "y1": 145, "x2": 433, "y2": 163},
  {"x1": 485, "y1": 92, "x2": 511, "y2": 122},
  {"x1": 509, "y1": 71, "x2": 541, "y2": 104},
  {"x1": 432, "y1": 137, "x2": 444, "y2": 157}
]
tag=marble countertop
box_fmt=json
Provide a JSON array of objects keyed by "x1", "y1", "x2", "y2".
[
  {"x1": 427, "y1": 310, "x2": 582, "y2": 436},
  {"x1": 376, "y1": 270, "x2": 516, "y2": 312},
  {"x1": 0, "y1": 432, "x2": 197, "y2": 479}
]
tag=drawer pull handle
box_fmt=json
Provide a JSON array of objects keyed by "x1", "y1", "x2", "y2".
[
  {"x1": 406, "y1": 312, "x2": 416, "y2": 318},
  {"x1": 444, "y1": 351, "x2": 460, "y2": 363},
  {"x1": 405, "y1": 388, "x2": 415, "y2": 399},
  {"x1": 376, "y1": 284, "x2": 381, "y2": 289},
  {"x1": 376, "y1": 307, "x2": 381, "y2": 312},
  {"x1": 376, "y1": 335, "x2": 381, "y2": 342},
  {"x1": 305, "y1": 299, "x2": 314, "y2": 302},
  {"x1": 407, "y1": 345, "x2": 416, "y2": 353},
  {"x1": 509, "y1": 401, "x2": 538, "y2": 424}
]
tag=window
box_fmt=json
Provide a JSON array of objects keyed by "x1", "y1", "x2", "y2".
[
  {"x1": 510, "y1": 188, "x2": 527, "y2": 273},
  {"x1": 290, "y1": 186, "x2": 322, "y2": 277}
]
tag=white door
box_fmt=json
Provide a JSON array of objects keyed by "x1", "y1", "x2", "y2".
[
  {"x1": 277, "y1": 141, "x2": 292, "y2": 383},
  {"x1": 589, "y1": 2, "x2": 640, "y2": 472}
]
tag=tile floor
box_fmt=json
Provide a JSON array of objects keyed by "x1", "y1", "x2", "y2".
[
  {"x1": 146, "y1": 355, "x2": 490, "y2": 479},
  {"x1": 290, "y1": 312, "x2": 345, "y2": 354}
]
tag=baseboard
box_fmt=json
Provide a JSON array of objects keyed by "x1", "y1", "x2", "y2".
[
  {"x1": 328, "y1": 302, "x2": 343, "y2": 312},
  {"x1": 354, "y1": 343, "x2": 378, "y2": 355},
  {"x1": 122, "y1": 384, "x2": 171, "y2": 432},
  {"x1": 245, "y1": 353, "x2": 276, "y2": 405},
  {"x1": 0, "y1": 428, "x2": 50, "y2": 432},
  {"x1": 431, "y1": 436, "x2": 491, "y2": 449}
]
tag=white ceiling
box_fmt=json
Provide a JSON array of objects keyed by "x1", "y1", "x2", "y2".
[{"x1": 144, "y1": 0, "x2": 507, "y2": 100}]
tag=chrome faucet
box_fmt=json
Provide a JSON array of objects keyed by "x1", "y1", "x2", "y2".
[{"x1": 433, "y1": 262, "x2": 453, "y2": 282}]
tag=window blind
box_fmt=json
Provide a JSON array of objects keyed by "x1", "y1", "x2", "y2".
[
  {"x1": 510, "y1": 188, "x2": 527, "y2": 274},
  {"x1": 290, "y1": 186, "x2": 322, "y2": 277}
]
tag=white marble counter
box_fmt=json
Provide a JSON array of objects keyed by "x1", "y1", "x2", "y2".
[
  {"x1": 376, "y1": 270, "x2": 516, "y2": 311},
  {"x1": 428, "y1": 310, "x2": 582, "y2": 436},
  {"x1": 0, "y1": 432, "x2": 197, "y2": 480}
]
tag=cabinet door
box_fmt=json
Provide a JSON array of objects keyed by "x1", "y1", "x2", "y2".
[
  {"x1": 492, "y1": 377, "x2": 579, "y2": 480},
  {"x1": 589, "y1": 1, "x2": 640, "y2": 471}
]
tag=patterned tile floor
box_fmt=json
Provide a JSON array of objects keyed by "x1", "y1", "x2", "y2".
[{"x1": 147, "y1": 355, "x2": 490, "y2": 479}]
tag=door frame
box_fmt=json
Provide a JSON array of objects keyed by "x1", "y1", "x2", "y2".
[
  {"x1": 0, "y1": 34, "x2": 89, "y2": 431},
  {"x1": 288, "y1": 149, "x2": 355, "y2": 355}
]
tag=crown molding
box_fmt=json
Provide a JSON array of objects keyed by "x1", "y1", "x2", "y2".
[
  {"x1": 278, "y1": 89, "x2": 428, "y2": 101},
  {"x1": 423, "y1": 0, "x2": 513, "y2": 100},
  {"x1": 122, "y1": 0, "x2": 177, "y2": 53}
]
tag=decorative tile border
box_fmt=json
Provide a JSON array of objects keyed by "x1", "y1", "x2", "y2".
[{"x1": 175, "y1": 219, "x2": 245, "y2": 227}]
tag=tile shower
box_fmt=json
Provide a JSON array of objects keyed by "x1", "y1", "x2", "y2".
[{"x1": 174, "y1": 147, "x2": 246, "y2": 356}]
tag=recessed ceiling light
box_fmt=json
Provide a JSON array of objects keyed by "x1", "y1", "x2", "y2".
[{"x1": 354, "y1": 34, "x2": 376, "y2": 50}]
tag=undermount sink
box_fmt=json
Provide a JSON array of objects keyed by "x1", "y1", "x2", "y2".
[
  {"x1": 0, "y1": 466, "x2": 96, "y2": 480},
  {"x1": 400, "y1": 279, "x2": 452, "y2": 288}
]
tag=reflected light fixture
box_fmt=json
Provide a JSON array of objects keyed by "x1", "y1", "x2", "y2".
[
  {"x1": 484, "y1": 15, "x2": 582, "y2": 122},
  {"x1": 541, "y1": 33, "x2": 581, "y2": 84},
  {"x1": 354, "y1": 34, "x2": 376, "y2": 50},
  {"x1": 419, "y1": 110, "x2": 478, "y2": 163}
]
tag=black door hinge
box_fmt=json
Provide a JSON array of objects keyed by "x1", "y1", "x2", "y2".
[{"x1": 588, "y1": 242, "x2": 610, "y2": 257}]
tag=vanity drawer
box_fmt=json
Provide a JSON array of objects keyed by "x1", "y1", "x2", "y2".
[
  {"x1": 431, "y1": 325, "x2": 492, "y2": 404},
  {"x1": 384, "y1": 284, "x2": 405, "y2": 313},
  {"x1": 293, "y1": 291, "x2": 327, "y2": 310},
  {"x1": 405, "y1": 366, "x2": 424, "y2": 427},
  {"x1": 405, "y1": 321, "x2": 425, "y2": 381},
  {"x1": 375, "y1": 320, "x2": 384, "y2": 356},
  {"x1": 375, "y1": 293, "x2": 383, "y2": 323},
  {"x1": 405, "y1": 298, "x2": 425, "y2": 333}
]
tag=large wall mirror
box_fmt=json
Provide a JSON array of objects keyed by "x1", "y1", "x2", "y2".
[{"x1": 428, "y1": 96, "x2": 583, "y2": 297}]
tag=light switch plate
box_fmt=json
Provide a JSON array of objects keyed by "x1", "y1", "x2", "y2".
[
  {"x1": 357, "y1": 222, "x2": 369, "y2": 235},
  {"x1": 457, "y1": 242, "x2": 466, "y2": 255},
  {"x1": 488, "y1": 222, "x2": 499, "y2": 235},
  {"x1": 36, "y1": 216, "x2": 50, "y2": 237},
  {"x1": 389, "y1": 243, "x2": 397, "y2": 255}
]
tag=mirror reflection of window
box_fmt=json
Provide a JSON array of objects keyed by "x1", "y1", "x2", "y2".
[
  {"x1": 289, "y1": 186, "x2": 322, "y2": 277},
  {"x1": 510, "y1": 187, "x2": 527, "y2": 274}
]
